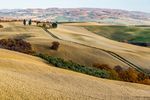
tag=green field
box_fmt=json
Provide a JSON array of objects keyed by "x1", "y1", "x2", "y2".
[{"x1": 84, "y1": 25, "x2": 150, "y2": 42}]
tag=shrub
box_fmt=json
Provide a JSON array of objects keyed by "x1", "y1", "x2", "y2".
[
  {"x1": 113, "y1": 65, "x2": 123, "y2": 73},
  {"x1": 109, "y1": 70, "x2": 120, "y2": 80},
  {"x1": 139, "y1": 79, "x2": 150, "y2": 85},
  {"x1": 118, "y1": 68, "x2": 138, "y2": 82},
  {"x1": 0, "y1": 38, "x2": 34, "y2": 54},
  {"x1": 0, "y1": 25, "x2": 3, "y2": 28},
  {"x1": 93, "y1": 64, "x2": 111, "y2": 70},
  {"x1": 52, "y1": 23, "x2": 58, "y2": 28},
  {"x1": 93, "y1": 64, "x2": 121, "y2": 80},
  {"x1": 116, "y1": 67, "x2": 150, "y2": 85},
  {"x1": 137, "y1": 72, "x2": 149, "y2": 81},
  {"x1": 50, "y1": 41, "x2": 60, "y2": 50}
]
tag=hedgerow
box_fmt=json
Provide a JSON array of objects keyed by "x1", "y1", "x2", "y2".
[{"x1": 37, "y1": 53, "x2": 110, "y2": 78}]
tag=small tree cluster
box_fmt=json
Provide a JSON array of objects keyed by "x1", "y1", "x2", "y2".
[
  {"x1": 117, "y1": 67, "x2": 150, "y2": 85},
  {"x1": 0, "y1": 38, "x2": 34, "y2": 54},
  {"x1": 118, "y1": 68, "x2": 138, "y2": 82},
  {"x1": 93, "y1": 64, "x2": 150, "y2": 85},
  {"x1": 50, "y1": 41, "x2": 60, "y2": 50},
  {"x1": 52, "y1": 23, "x2": 58, "y2": 28}
]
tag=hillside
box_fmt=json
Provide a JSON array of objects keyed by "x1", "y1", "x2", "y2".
[
  {"x1": 0, "y1": 8, "x2": 150, "y2": 25},
  {"x1": 0, "y1": 22, "x2": 128, "y2": 68},
  {"x1": 49, "y1": 23, "x2": 150, "y2": 72},
  {"x1": 0, "y1": 22, "x2": 150, "y2": 99},
  {"x1": 84, "y1": 25, "x2": 150, "y2": 43},
  {"x1": 1, "y1": 22, "x2": 150, "y2": 72},
  {"x1": 0, "y1": 48, "x2": 150, "y2": 99}
]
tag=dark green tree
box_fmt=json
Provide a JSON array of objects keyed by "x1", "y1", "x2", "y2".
[
  {"x1": 52, "y1": 22, "x2": 58, "y2": 28},
  {"x1": 23, "y1": 19, "x2": 26, "y2": 25},
  {"x1": 29, "y1": 19, "x2": 32, "y2": 25}
]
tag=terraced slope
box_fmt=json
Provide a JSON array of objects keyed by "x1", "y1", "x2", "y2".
[{"x1": 0, "y1": 49, "x2": 150, "y2": 100}]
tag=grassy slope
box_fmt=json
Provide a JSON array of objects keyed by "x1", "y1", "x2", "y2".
[
  {"x1": 84, "y1": 25, "x2": 150, "y2": 42},
  {"x1": 0, "y1": 48, "x2": 150, "y2": 99}
]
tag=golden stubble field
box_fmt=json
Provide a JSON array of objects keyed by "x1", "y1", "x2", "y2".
[
  {"x1": 0, "y1": 22, "x2": 150, "y2": 99},
  {"x1": 0, "y1": 49, "x2": 150, "y2": 100}
]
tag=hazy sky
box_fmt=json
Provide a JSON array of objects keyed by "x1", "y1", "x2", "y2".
[{"x1": 0, "y1": 0, "x2": 149, "y2": 12}]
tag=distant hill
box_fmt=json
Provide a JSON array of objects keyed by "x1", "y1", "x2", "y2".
[{"x1": 0, "y1": 8, "x2": 150, "y2": 25}]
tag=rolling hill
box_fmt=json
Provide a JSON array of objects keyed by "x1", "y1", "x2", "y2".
[
  {"x1": 0, "y1": 22, "x2": 128, "y2": 68},
  {"x1": 0, "y1": 8, "x2": 150, "y2": 25},
  {"x1": 48, "y1": 23, "x2": 150, "y2": 72},
  {"x1": 0, "y1": 22, "x2": 150, "y2": 99},
  {"x1": 0, "y1": 46, "x2": 150, "y2": 99},
  {"x1": 84, "y1": 25, "x2": 150, "y2": 43},
  {"x1": 1, "y1": 22, "x2": 150, "y2": 71}
]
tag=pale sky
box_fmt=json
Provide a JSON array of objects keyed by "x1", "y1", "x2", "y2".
[{"x1": 0, "y1": 0, "x2": 149, "y2": 13}]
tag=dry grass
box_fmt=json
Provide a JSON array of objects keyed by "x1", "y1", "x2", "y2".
[
  {"x1": 0, "y1": 22, "x2": 150, "y2": 99},
  {"x1": 49, "y1": 23, "x2": 150, "y2": 70},
  {"x1": 0, "y1": 48, "x2": 150, "y2": 99},
  {"x1": 0, "y1": 22, "x2": 127, "y2": 68},
  {"x1": 1, "y1": 22, "x2": 150, "y2": 70}
]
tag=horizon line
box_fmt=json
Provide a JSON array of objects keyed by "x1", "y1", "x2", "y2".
[{"x1": 0, "y1": 7, "x2": 149, "y2": 13}]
